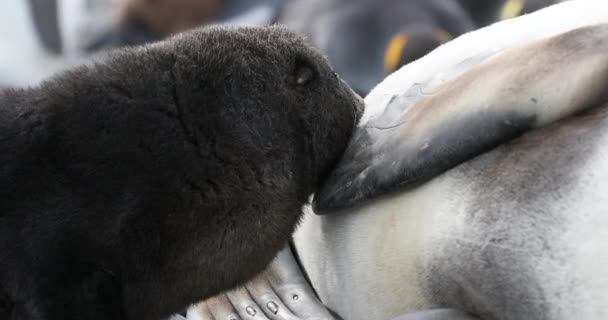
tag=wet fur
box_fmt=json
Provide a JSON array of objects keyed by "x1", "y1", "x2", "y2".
[{"x1": 0, "y1": 26, "x2": 361, "y2": 320}]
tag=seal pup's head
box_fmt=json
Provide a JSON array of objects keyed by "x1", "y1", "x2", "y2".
[{"x1": 154, "y1": 25, "x2": 364, "y2": 198}]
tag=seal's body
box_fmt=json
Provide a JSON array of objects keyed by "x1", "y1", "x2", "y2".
[
  {"x1": 294, "y1": 2, "x2": 608, "y2": 320},
  {"x1": 296, "y1": 105, "x2": 608, "y2": 320},
  {"x1": 0, "y1": 26, "x2": 361, "y2": 320}
]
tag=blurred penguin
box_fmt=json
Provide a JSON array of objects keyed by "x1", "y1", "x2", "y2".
[
  {"x1": 457, "y1": 0, "x2": 564, "y2": 27},
  {"x1": 383, "y1": 27, "x2": 454, "y2": 76},
  {"x1": 87, "y1": 0, "x2": 222, "y2": 51},
  {"x1": 383, "y1": 0, "x2": 565, "y2": 77},
  {"x1": 456, "y1": 0, "x2": 505, "y2": 27},
  {"x1": 278, "y1": 0, "x2": 475, "y2": 95},
  {"x1": 499, "y1": 0, "x2": 565, "y2": 20},
  {"x1": 86, "y1": 0, "x2": 286, "y2": 52}
]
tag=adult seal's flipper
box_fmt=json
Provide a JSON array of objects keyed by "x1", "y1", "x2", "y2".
[
  {"x1": 187, "y1": 246, "x2": 337, "y2": 320},
  {"x1": 314, "y1": 24, "x2": 608, "y2": 213}
]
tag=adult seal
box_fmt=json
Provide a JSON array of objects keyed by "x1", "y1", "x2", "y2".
[{"x1": 189, "y1": 2, "x2": 608, "y2": 320}]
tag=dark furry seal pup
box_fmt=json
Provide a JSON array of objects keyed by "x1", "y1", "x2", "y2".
[{"x1": 0, "y1": 26, "x2": 362, "y2": 320}]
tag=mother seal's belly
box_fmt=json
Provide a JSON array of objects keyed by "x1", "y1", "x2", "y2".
[{"x1": 293, "y1": 107, "x2": 608, "y2": 320}]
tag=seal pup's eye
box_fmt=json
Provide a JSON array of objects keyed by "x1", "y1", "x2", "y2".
[{"x1": 295, "y1": 65, "x2": 314, "y2": 86}]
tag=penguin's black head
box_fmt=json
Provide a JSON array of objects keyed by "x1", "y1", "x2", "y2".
[{"x1": 161, "y1": 25, "x2": 363, "y2": 199}]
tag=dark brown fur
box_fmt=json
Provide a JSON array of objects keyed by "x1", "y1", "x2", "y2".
[{"x1": 0, "y1": 26, "x2": 361, "y2": 320}]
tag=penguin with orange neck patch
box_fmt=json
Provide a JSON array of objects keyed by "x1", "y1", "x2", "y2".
[
  {"x1": 383, "y1": 26, "x2": 455, "y2": 74},
  {"x1": 382, "y1": 0, "x2": 562, "y2": 75}
]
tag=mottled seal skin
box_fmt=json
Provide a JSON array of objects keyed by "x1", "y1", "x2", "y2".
[
  {"x1": 0, "y1": 26, "x2": 362, "y2": 320},
  {"x1": 314, "y1": 24, "x2": 608, "y2": 213},
  {"x1": 294, "y1": 3, "x2": 608, "y2": 319},
  {"x1": 295, "y1": 103, "x2": 608, "y2": 320}
]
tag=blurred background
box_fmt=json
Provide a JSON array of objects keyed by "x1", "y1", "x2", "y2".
[{"x1": 1, "y1": 0, "x2": 564, "y2": 94}]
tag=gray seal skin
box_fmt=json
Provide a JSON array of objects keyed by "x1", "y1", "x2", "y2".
[
  {"x1": 294, "y1": 88, "x2": 608, "y2": 319},
  {"x1": 314, "y1": 24, "x2": 608, "y2": 213},
  {"x1": 186, "y1": 245, "x2": 478, "y2": 320},
  {"x1": 291, "y1": 3, "x2": 608, "y2": 319},
  {"x1": 0, "y1": 26, "x2": 362, "y2": 320}
]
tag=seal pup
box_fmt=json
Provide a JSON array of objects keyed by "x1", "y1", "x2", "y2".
[{"x1": 0, "y1": 26, "x2": 362, "y2": 320}]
